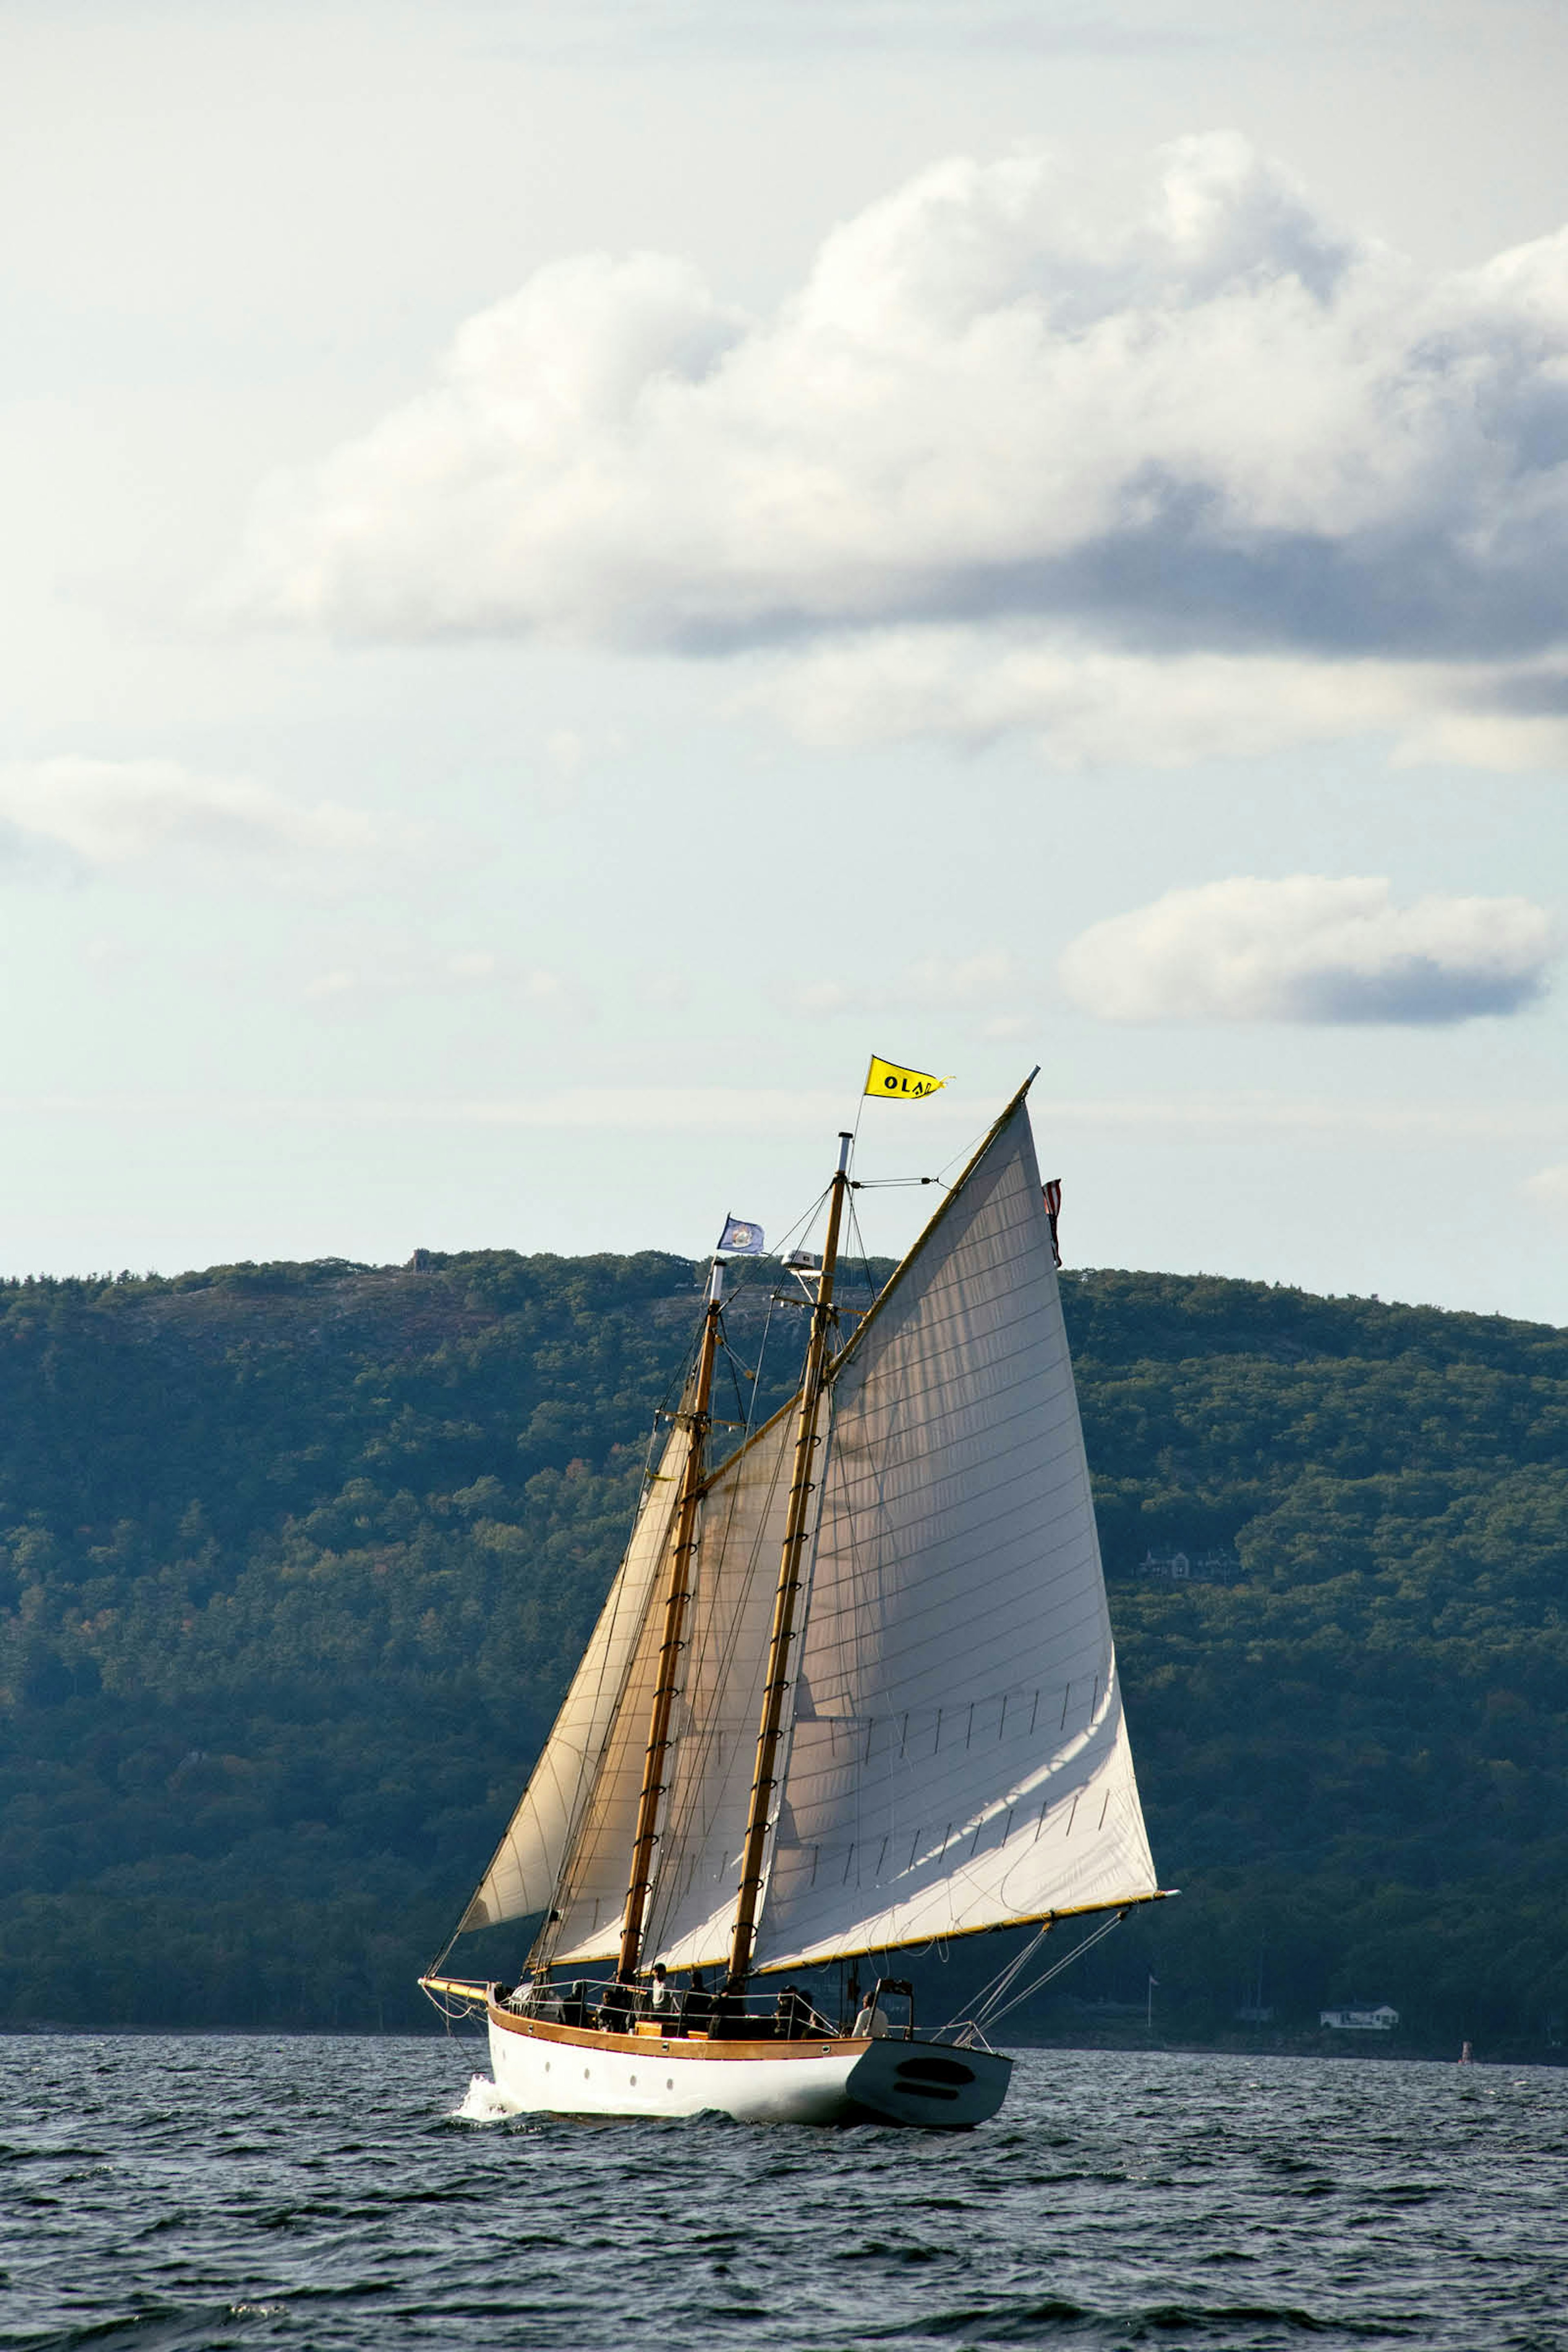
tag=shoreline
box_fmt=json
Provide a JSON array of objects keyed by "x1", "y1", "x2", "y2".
[{"x1": 4, "y1": 2020, "x2": 1564, "y2": 2069}]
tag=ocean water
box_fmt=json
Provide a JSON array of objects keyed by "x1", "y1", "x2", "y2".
[{"x1": 1, "y1": 2033, "x2": 1564, "y2": 2351}]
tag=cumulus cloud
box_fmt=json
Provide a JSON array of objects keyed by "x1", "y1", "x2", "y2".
[
  {"x1": 1058, "y1": 876, "x2": 1557, "y2": 1025},
  {"x1": 0, "y1": 757, "x2": 389, "y2": 869},
  {"x1": 225, "y1": 134, "x2": 1568, "y2": 764}
]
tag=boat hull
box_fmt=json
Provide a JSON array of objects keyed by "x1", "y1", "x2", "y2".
[{"x1": 485, "y1": 2003, "x2": 1010, "y2": 2129}]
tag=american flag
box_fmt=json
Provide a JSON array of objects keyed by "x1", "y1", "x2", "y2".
[{"x1": 1042, "y1": 1179, "x2": 1062, "y2": 1267}]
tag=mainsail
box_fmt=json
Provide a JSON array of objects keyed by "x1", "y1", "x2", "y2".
[
  {"x1": 751, "y1": 1098, "x2": 1157, "y2": 1972},
  {"x1": 458, "y1": 1423, "x2": 690, "y2": 1949}
]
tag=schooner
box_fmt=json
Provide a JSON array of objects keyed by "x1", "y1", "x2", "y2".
[{"x1": 423, "y1": 1075, "x2": 1166, "y2": 2128}]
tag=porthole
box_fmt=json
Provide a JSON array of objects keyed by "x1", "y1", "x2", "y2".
[
  {"x1": 666, "y1": 2077, "x2": 673, "y2": 2089},
  {"x1": 584, "y1": 2067, "x2": 590, "y2": 2079},
  {"x1": 630, "y1": 2075, "x2": 637, "y2": 2085}
]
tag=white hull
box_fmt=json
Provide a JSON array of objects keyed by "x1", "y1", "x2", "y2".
[{"x1": 486, "y1": 2004, "x2": 1010, "y2": 2129}]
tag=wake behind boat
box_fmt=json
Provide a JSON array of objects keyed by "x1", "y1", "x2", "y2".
[{"x1": 423, "y1": 1070, "x2": 1168, "y2": 2128}]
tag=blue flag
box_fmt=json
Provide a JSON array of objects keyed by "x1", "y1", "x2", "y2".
[{"x1": 717, "y1": 1214, "x2": 766, "y2": 1256}]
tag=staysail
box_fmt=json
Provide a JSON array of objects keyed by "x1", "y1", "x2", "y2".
[
  {"x1": 750, "y1": 1097, "x2": 1158, "y2": 1974},
  {"x1": 457, "y1": 1423, "x2": 690, "y2": 1947}
]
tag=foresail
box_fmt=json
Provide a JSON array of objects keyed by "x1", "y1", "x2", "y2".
[
  {"x1": 458, "y1": 1424, "x2": 690, "y2": 1949},
  {"x1": 751, "y1": 1100, "x2": 1157, "y2": 1974},
  {"x1": 643, "y1": 1404, "x2": 803, "y2": 1972}
]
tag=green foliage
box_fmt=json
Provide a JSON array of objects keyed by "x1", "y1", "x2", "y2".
[{"x1": 0, "y1": 1252, "x2": 1564, "y2": 2046}]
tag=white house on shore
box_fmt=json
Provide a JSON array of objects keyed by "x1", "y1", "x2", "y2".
[{"x1": 1320, "y1": 2002, "x2": 1399, "y2": 2031}]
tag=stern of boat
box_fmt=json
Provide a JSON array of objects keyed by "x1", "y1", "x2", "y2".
[{"x1": 842, "y1": 2038, "x2": 1011, "y2": 2129}]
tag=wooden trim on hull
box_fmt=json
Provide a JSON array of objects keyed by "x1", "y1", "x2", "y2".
[{"x1": 488, "y1": 1998, "x2": 867, "y2": 2064}]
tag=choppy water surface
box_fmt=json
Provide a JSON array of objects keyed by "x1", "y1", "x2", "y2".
[{"x1": 2, "y1": 2034, "x2": 1564, "y2": 2351}]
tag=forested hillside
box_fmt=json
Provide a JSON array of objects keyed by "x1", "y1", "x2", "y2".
[{"x1": 2, "y1": 1250, "x2": 1565, "y2": 2051}]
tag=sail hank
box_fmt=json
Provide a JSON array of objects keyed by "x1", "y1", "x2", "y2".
[
  {"x1": 750, "y1": 1098, "x2": 1158, "y2": 1976},
  {"x1": 458, "y1": 1423, "x2": 690, "y2": 1951}
]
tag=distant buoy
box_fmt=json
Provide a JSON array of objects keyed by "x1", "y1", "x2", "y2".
[{"x1": 1459, "y1": 2041, "x2": 1473, "y2": 2064}]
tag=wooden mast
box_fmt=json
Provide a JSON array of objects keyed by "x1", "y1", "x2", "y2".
[
  {"x1": 615, "y1": 1259, "x2": 724, "y2": 1986},
  {"x1": 726, "y1": 1131, "x2": 853, "y2": 1991}
]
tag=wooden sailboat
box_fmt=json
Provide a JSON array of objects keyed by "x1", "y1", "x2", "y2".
[{"x1": 422, "y1": 1077, "x2": 1166, "y2": 2129}]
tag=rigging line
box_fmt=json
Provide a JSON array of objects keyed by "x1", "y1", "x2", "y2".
[
  {"x1": 718, "y1": 1316, "x2": 751, "y2": 1430},
  {"x1": 745, "y1": 1290, "x2": 780, "y2": 1444},
  {"x1": 952, "y1": 1923, "x2": 1086, "y2": 2041},
  {"x1": 833, "y1": 1189, "x2": 879, "y2": 1351},
  {"x1": 953, "y1": 1920, "x2": 1053, "y2": 2024},
  {"x1": 849, "y1": 1177, "x2": 950, "y2": 1189},
  {"x1": 973, "y1": 1909, "x2": 1128, "y2": 2036},
  {"x1": 932, "y1": 1116, "x2": 999, "y2": 1191},
  {"x1": 705, "y1": 1174, "x2": 842, "y2": 1457},
  {"x1": 715, "y1": 1186, "x2": 834, "y2": 1312},
  {"x1": 846, "y1": 1187, "x2": 891, "y2": 1305},
  {"x1": 982, "y1": 1914, "x2": 1126, "y2": 2034},
  {"x1": 420, "y1": 1982, "x2": 486, "y2": 2030},
  {"x1": 650, "y1": 1290, "x2": 708, "y2": 1428}
]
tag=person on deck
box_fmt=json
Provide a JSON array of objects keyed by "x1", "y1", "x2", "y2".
[
  {"x1": 598, "y1": 1980, "x2": 635, "y2": 2034},
  {"x1": 646, "y1": 1964, "x2": 676, "y2": 2022},
  {"x1": 775, "y1": 1983, "x2": 812, "y2": 2039},
  {"x1": 853, "y1": 1992, "x2": 890, "y2": 2037},
  {"x1": 683, "y1": 1970, "x2": 714, "y2": 2034}
]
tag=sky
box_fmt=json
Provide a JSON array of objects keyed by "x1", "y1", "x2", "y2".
[{"x1": 6, "y1": 0, "x2": 1568, "y2": 1319}]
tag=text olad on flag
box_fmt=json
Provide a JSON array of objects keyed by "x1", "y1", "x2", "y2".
[{"x1": 864, "y1": 1054, "x2": 952, "y2": 1101}]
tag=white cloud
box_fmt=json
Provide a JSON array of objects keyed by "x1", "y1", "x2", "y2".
[
  {"x1": 7, "y1": 1082, "x2": 1568, "y2": 1150},
  {"x1": 300, "y1": 948, "x2": 590, "y2": 1016},
  {"x1": 0, "y1": 757, "x2": 388, "y2": 869},
  {"x1": 225, "y1": 134, "x2": 1568, "y2": 764},
  {"x1": 789, "y1": 949, "x2": 1021, "y2": 1020},
  {"x1": 737, "y1": 631, "x2": 1465, "y2": 766},
  {"x1": 1058, "y1": 876, "x2": 1557, "y2": 1025},
  {"x1": 1523, "y1": 1163, "x2": 1568, "y2": 1220}
]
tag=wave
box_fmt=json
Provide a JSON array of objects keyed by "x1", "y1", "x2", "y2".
[{"x1": 450, "y1": 2072, "x2": 523, "y2": 2123}]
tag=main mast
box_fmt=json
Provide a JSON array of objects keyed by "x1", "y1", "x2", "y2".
[
  {"x1": 616, "y1": 1259, "x2": 724, "y2": 1985},
  {"x1": 726, "y1": 1131, "x2": 853, "y2": 1990}
]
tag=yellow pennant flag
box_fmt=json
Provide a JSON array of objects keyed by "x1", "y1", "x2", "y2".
[{"x1": 864, "y1": 1054, "x2": 952, "y2": 1101}]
